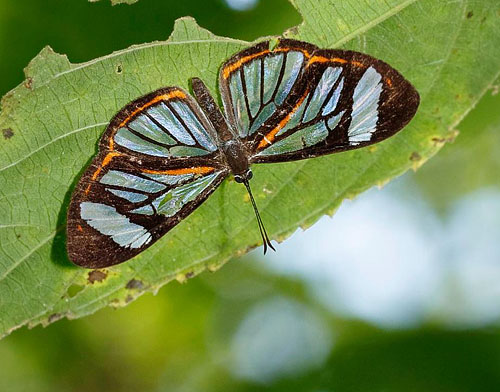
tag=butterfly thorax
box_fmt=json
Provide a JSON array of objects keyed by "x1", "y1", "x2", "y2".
[
  {"x1": 222, "y1": 139, "x2": 252, "y2": 182},
  {"x1": 191, "y1": 77, "x2": 252, "y2": 181}
]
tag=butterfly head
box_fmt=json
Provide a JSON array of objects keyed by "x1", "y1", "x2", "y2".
[{"x1": 234, "y1": 169, "x2": 253, "y2": 184}]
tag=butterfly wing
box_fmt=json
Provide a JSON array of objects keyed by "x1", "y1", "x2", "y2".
[
  {"x1": 219, "y1": 39, "x2": 316, "y2": 143},
  {"x1": 67, "y1": 87, "x2": 228, "y2": 268},
  {"x1": 219, "y1": 39, "x2": 419, "y2": 163}
]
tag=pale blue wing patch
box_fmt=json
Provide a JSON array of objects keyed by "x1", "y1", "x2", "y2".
[
  {"x1": 130, "y1": 205, "x2": 155, "y2": 216},
  {"x1": 115, "y1": 99, "x2": 217, "y2": 158},
  {"x1": 275, "y1": 51, "x2": 304, "y2": 106},
  {"x1": 257, "y1": 121, "x2": 329, "y2": 156},
  {"x1": 150, "y1": 173, "x2": 219, "y2": 217},
  {"x1": 115, "y1": 128, "x2": 171, "y2": 157},
  {"x1": 148, "y1": 103, "x2": 196, "y2": 145},
  {"x1": 169, "y1": 101, "x2": 217, "y2": 151},
  {"x1": 276, "y1": 67, "x2": 343, "y2": 138},
  {"x1": 348, "y1": 66, "x2": 383, "y2": 144},
  {"x1": 249, "y1": 102, "x2": 276, "y2": 135},
  {"x1": 262, "y1": 54, "x2": 284, "y2": 104},
  {"x1": 169, "y1": 146, "x2": 212, "y2": 156},
  {"x1": 106, "y1": 188, "x2": 148, "y2": 203},
  {"x1": 322, "y1": 77, "x2": 344, "y2": 116},
  {"x1": 243, "y1": 58, "x2": 262, "y2": 118},
  {"x1": 143, "y1": 172, "x2": 194, "y2": 186},
  {"x1": 303, "y1": 67, "x2": 342, "y2": 122},
  {"x1": 225, "y1": 50, "x2": 305, "y2": 138},
  {"x1": 100, "y1": 170, "x2": 166, "y2": 193},
  {"x1": 327, "y1": 110, "x2": 345, "y2": 130},
  {"x1": 128, "y1": 115, "x2": 176, "y2": 145},
  {"x1": 229, "y1": 71, "x2": 250, "y2": 138},
  {"x1": 80, "y1": 202, "x2": 152, "y2": 249}
]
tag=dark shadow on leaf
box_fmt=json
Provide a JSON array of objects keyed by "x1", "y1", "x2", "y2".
[{"x1": 51, "y1": 152, "x2": 96, "y2": 269}]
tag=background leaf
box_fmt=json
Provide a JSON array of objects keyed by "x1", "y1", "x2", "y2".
[
  {"x1": 0, "y1": 0, "x2": 499, "y2": 338},
  {"x1": 89, "y1": 0, "x2": 139, "y2": 5}
]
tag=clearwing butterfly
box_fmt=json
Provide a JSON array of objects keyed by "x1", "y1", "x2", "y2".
[{"x1": 67, "y1": 39, "x2": 420, "y2": 268}]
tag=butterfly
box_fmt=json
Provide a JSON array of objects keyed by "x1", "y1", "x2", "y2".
[{"x1": 66, "y1": 39, "x2": 420, "y2": 268}]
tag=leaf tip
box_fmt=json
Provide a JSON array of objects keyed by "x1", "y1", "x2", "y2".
[
  {"x1": 168, "y1": 16, "x2": 216, "y2": 43},
  {"x1": 23, "y1": 45, "x2": 72, "y2": 89}
]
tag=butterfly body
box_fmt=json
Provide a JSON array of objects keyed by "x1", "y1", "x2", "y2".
[
  {"x1": 67, "y1": 39, "x2": 419, "y2": 268},
  {"x1": 191, "y1": 77, "x2": 253, "y2": 181}
]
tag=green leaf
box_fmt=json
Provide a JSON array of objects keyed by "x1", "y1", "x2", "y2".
[{"x1": 0, "y1": 1, "x2": 499, "y2": 338}]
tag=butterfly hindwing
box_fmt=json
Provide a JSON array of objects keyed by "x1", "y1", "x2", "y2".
[{"x1": 67, "y1": 88, "x2": 228, "y2": 268}]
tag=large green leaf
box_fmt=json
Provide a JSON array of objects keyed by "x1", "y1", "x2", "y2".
[{"x1": 0, "y1": 0, "x2": 499, "y2": 338}]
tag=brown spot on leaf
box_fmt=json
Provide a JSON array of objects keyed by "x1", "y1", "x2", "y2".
[
  {"x1": 116, "y1": 64, "x2": 123, "y2": 74},
  {"x1": 24, "y1": 77, "x2": 33, "y2": 89},
  {"x1": 88, "y1": 270, "x2": 107, "y2": 284},
  {"x1": 2, "y1": 128, "x2": 14, "y2": 139},
  {"x1": 48, "y1": 313, "x2": 62, "y2": 323},
  {"x1": 431, "y1": 131, "x2": 459, "y2": 146},
  {"x1": 125, "y1": 295, "x2": 133, "y2": 303},
  {"x1": 467, "y1": 10, "x2": 473, "y2": 18},
  {"x1": 410, "y1": 152, "x2": 422, "y2": 162},
  {"x1": 126, "y1": 279, "x2": 144, "y2": 290},
  {"x1": 185, "y1": 271, "x2": 195, "y2": 279}
]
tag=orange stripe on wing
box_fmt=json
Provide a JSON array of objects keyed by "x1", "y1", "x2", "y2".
[
  {"x1": 308, "y1": 55, "x2": 348, "y2": 66},
  {"x1": 118, "y1": 90, "x2": 186, "y2": 128},
  {"x1": 307, "y1": 56, "x2": 367, "y2": 69},
  {"x1": 222, "y1": 43, "x2": 316, "y2": 80},
  {"x1": 85, "y1": 151, "x2": 122, "y2": 195},
  {"x1": 257, "y1": 91, "x2": 309, "y2": 150},
  {"x1": 223, "y1": 50, "x2": 270, "y2": 80},
  {"x1": 274, "y1": 46, "x2": 312, "y2": 58},
  {"x1": 91, "y1": 152, "x2": 122, "y2": 180},
  {"x1": 142, "y1": 166, "x2": 216, "y2": 176}
]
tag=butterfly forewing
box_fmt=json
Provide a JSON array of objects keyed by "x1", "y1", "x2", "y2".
[
  {"x1": 219, "y1": 40, "x2": 318, "y2": 142},
  {"x1": 67, "y1": 88, "x2": 228, "y2": 268},
  {"x1": 219, "y1": 39, "x2": 419, "y2": 163}
]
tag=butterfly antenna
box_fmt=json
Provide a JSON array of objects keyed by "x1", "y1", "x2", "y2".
[{"x1": 243, "y1": 180, "x2": 276, "y2": 254}]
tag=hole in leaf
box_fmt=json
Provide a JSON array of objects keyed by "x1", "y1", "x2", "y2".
[{"x1": 67, "y1": 284, "x2": 84, "y2": 298}]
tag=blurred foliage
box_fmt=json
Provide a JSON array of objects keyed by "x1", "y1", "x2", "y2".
[
  {"x1": 0, "y1": 0, "x2": 500, "y2": 391},
  {"x1": 414, "y1": 88, "x2": 500, "y2": 211},
  {"x1": 0, "y1": 0, "x2": 299, "y2": 98}
]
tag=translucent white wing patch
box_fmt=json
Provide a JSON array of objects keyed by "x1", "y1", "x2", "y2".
[
  {"x1": 80, "y1": 170, "x2": 223, "y2": 249},
  {"x1": 97, "y1": 169, "x2": 222, "y2": 217},
  {"x1": 259, "y1": 112, "x2": 344, "y2": 156},
  {"x1": 114, "y1": 100, "x2": 218, "y2": 158},
  {"x1": 257, "y1": 65, "x2": 346, "y2": 156},
  {"x1": 347, "y1": 66, "x2": 383, "y2": 145},
  {"x1": 257, "y1": 66, "x2": 384, "y2": 156},
  {"x1": 151, "y1": 173, "x2": 220, "y2": 217},
  {"x1": 80, "y1": 202, "x2": 152, "y2": 249},
  {"x1": 276, "y1": 66, "x2": 343, "y2": 138},
  {"x1": 225, "y1": 50, "x2": 305, "y2": 138}
]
